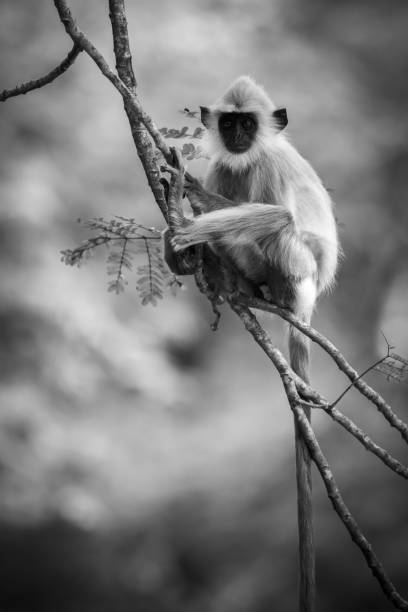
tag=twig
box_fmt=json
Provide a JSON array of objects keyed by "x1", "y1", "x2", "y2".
[
  {"x1": 298, "y1": 393, "x2": 408, "y2": 480},
  {"x1": 325, "y1": 405, "x2": 408, "y2": 479},
  {"x1": 330, "y1": 331, "x2": 393, "y2": 408},
  {"x1": 115, "y1": 237, "x2": 128, "y2": 287},
  {"x1": 236, "y1": 295, "x2": 408, "y2": 443},
  {"x1": 0, "y1": 43, "x2": 82, "y2": 102},
  {"x1": 292, "y1": 399, "x2": 408, "y2": 611},
  {"x1": 330, "y1": 355, "x2": 389, "y2": 408}
]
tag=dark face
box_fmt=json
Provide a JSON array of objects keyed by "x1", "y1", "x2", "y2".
[{"x1": 218, "y1": 112, "x2": 258, "y2": 154}]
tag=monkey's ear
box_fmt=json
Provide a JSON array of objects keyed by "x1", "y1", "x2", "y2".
[
  {"x1": 272, "y1": 108, "x2": 288, "y2": 131},
  {"x1": 200, "y1": 106, "x2": 211, "y2": 128}
]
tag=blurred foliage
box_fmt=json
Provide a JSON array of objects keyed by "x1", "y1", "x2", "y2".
[{"x1": 0, "y1": 0, "x2": 407, "y2": 611}]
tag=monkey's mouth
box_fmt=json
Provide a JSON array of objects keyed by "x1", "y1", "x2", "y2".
[{"x1": 227, "y1": 143, "x2": 251, "y2": 154}]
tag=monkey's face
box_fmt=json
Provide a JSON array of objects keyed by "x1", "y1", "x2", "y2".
[{"x1": 218, "y1": 112, "x2": 258, "y2": 154}]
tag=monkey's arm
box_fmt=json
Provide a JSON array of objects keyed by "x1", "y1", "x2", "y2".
[{"x1": 184, "y1": 172, "x2": 238, "y2": 214}]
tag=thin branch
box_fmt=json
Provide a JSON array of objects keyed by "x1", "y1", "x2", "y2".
[
  {"x1": 292, "y1": 398, "x2": 408, "y2": 611},
  {"x1": 330, "y1": 332, "x2": 393, "y2": 408},
  {"x1": 231, "y1": 302, "x2": 408, "y2": 479},
  {"x1": 116, "y1": 237, "x2": 128, "y2": 287},
  {"x1": 298, "y1": 393, "x2": 408, "y2": 480},
  {"x1": 330, "y1": 355, "x2": 389, "y2": 408},
  {"x1": 236, "y1": 295, "x2": 408, "y2": 443},
  {"x1": 325, "y1": 405, "x2": 408, "y2": 479},
  {"x1": 232, "y1": 301, "x2": 408, "y2": 609},
  {"x1": 0, "y1": 43, "x2": 82, "y2": 102}
]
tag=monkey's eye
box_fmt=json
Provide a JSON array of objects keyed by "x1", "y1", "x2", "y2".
[
  {"x1": 221, "y1": 120, "x2": 233, "y2": 129},
  {"x1": 242, "y1": 118, "x2": 255, "y2": 130}
]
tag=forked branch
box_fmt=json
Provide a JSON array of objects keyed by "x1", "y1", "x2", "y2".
[
  {"x1": 236, "y1": 295, "x2": 408, "y2": 443},
  {"x1": 232, "y1": 303, "x2": 408, "y2": 610}
]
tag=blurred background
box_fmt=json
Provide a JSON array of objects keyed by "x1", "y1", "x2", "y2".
[{"x1": 1, "y1": 1, "x2": 407, "y2": 610}]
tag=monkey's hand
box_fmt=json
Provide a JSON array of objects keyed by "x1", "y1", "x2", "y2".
[
  {"x1": 184, "y1": 172, "x2": 208, "y2": 214},
  {"x1": 170, "y1": 219, "x2": 195, "y2": 252}
]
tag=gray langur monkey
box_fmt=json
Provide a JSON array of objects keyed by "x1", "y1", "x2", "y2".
[{"x1": 170, "y1": 76, "x2": 339, "y2": 384}]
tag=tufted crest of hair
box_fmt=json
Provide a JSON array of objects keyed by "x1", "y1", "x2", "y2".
[
  {"x1": 203, "y1": 76, "x2": 281, "y2": 171},
  {"x1": 213, "y1": 76, "x2": 276, "y2": 115}
]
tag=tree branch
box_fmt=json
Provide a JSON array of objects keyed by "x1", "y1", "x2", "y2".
[
  {"x1": 236, "y1": 295, "x2": 408, "y2": 443},
  {"x1": 297, "y1": 393, "x2": 408, "y2": 480},
  {"x1": 53, "y1": 0, "x2": 171, "y2": 161},
  {"x1": 108, "y1": 0, "x2": 169, "y2": 220},
  {"x1": 293, "y1": 400, "x2": 408, "y2": 611},
  {"x1": 325, "y1": 405, "x2": 408, "y2": 479},
  {"x1": 0, "y1": 43, "x2": 82, "y2": 102},
  {"x1": 108, "y1": 0, "x2": 137, "y2": 89},
  {"x1": 231, "y1": 303, "x2": 408, "y2": 610}
]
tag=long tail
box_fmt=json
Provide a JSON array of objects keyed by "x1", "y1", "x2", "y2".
[
  {"x1": 289, "y1": 324, "x2": 310, "y2": 384},
  {"x1": 289, "y1": 323, "x2": 316, "y2": 612}
]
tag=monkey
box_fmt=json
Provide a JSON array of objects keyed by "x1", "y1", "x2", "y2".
[{"x1": 169, "y1": 75, "x2": 339, "y2": 385}]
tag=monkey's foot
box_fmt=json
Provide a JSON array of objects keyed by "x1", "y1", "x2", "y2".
[
  {"x1": 184, "y1": 173, "x2": 209, "y2": 214},
  {"x1": 184, "y1": 172, "x2": 206, "y2": 195}
]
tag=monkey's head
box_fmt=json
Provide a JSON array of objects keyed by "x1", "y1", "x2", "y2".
[{"x1": 200, "y1": 76, "x2": 288, "y2": 170}]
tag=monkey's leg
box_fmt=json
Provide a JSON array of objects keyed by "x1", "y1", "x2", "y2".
[{"x1": 171, "y1": 203, "x2": 292, "y2": 251}]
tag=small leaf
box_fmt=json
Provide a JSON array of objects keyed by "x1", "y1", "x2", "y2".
[
  {"x1": 375, "y1": 353, "x2": 408, "y2": 384},
  {"x1": 192, "y1": 127, "x2": 204, "y2": 139}
]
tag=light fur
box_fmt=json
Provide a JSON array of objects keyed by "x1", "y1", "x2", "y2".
[{"x1": 173, "y1": 76, "x2": 339, "y2": 383}]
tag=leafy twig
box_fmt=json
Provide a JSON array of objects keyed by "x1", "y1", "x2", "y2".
[
  {"x1": 376, "y1": 353, "x2": 408, "y2": 384},
  {"x1": 61, "y1": 216, "x2": 180, "y2": 303},
  {"x1": 107, "y1": 237, "x2": 129, "y2": 294}
]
